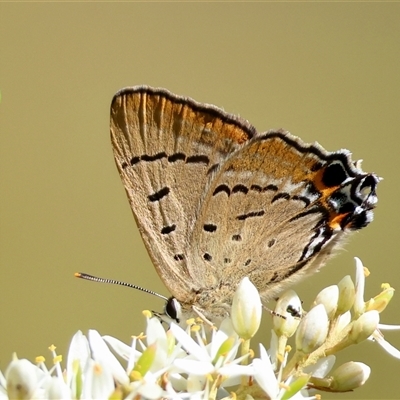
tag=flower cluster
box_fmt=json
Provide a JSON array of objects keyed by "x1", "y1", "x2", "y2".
[{"x1": 1, "y1": 258, "x2": 399, "y2": 400}]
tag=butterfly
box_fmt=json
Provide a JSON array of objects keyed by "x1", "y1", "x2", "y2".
[{"x1": 109, "y1": 86, "x2": 379, "y2": 322}]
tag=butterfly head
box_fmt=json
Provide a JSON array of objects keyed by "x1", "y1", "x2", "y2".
[{"x1": 161, "y1": 297, "x2": 182, "y2": 324}]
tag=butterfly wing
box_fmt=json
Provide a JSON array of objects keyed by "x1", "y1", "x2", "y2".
[
  {"x1": 189, "y1": 131, "x2": 379, "y2": 307},
  {"x1": 110, "y1": 86, "x2": 256, "y2": 300}
]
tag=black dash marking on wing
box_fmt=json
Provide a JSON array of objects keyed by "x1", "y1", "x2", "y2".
[
  {"x1": 161, "y1": 224, "x2": 176, "y2": 235},
  {"x1": 267, "y1": 238, "x2": 276, "y2": 248},
  {"x1": 141, "y1": 152, "x2": 167, "y2": 162},
  {"x1": 148, "y1": 187, "x2": 170, "y2": 202},
  {"x1": 232, "y1": 234, "x2": 242, "y2": 241},
  {"x1": 207, "y1": 163, "x2": 219, "y2": 175},
  {"x1": 186, "y1": 155, "x2": 210, "y2": 164},
  {"x1": 250, "y1": 184, "x2": 262, "y2": 192},
  {"x1": 232, "y1": 184, "x2": 249, "y2": 194},
  {"x1": 121, "y1": 161, "x2": 128, "y2": 169},
  {"x1": 237, "y1": 210, "x2": 265, "y2": 220},
  {"x1": 168, "y1": 153, "x2": 186, "y2": 162},
  {"x1": 288, "y1": 206, "x2": 326, "y2": 223},
  {"x1": 311, "y1": 161, "x2": 324, "y2": 172},
  {"x1": 291, "y1": 195, "x2": 311, "y2": 207},
  {"x1": 213, "y1": 184, "x2": 231, "y2": 196},
  {"x1": 271, "y1": 193, "x2": 291, "y2": 203},
  {"x1": 203, "y1": 224, "x2": 217, "y2": 232},
  {"x1": 264, "y1": 184, "x2": 278, "y2": 192},
  {"x1": 284, "y1": 259, "x2": 309, "y2": 278},
  {"x1": 299, "y1": 229, "x2": 333, "y2": 262},
  {"x1": 244, "y1": 259, "x2": 251, "y2": 266},
  {"x1": 224, "y1": 258, "x2": 231, "y2": 264},
  {"x1": 203, "y1": 253, "x2": 212, "y2": 261},
  {"x1": 174, "y1": 254, "x2": 185, "y2": 261},
  {"x1": 270, "y1": 272, "x2": 279, "y2": 282},
  {"x1": 130, "y1": 156, "x2": 140, "y2": 165}
]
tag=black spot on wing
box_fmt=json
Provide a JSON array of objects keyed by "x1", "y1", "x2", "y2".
[
  {"x1": 232, "y1": 234, "x2": 242, "y2": 241},
  {"x1": 322, "y1": 162, "x2": 347, "y2": 187},
  {"x1": 161, "y1": 224, "x2": 176, "y2": 235},
  {"x1": 203, "y1": 253, "x2": 212, "y2": 261},
  {"x1": 174, "y1": 254, "x2": 185, "y2": 261},
  {"x1": 148, "y1": 187, "x2": 170, "y2": 202},
  {"x1": 203, "y1": 224, "x2": 217, "y2": 232}
]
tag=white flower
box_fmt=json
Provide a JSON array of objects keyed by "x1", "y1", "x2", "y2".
[
  {"x1": 1, "y1": 257, "x2": 398, "y2": 399},
  {"x1": 170, "y1": 319, "x2": 253, "y2": 389}
]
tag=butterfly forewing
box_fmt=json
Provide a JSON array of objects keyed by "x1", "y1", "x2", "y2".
[{"x1": 110, "y1": 86, "x2": 255, "y2": 300}]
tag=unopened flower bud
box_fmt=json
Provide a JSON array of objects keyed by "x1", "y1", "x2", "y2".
[
  {"x1": 296, "y1": 304, "x2": 328, "y2": 354},
  {"x1": 6, "y1": 358, "x2": 38, "y2": 400},
  {"x1": 330, "y1": 362, "x2": 371, "y2": 391},
  {"x1": 273, "y1": 290, "x2": 302, "y2": 338},
  {"x1": 336, "y1": 275, "x2": 355, "y2": 315},
  {"x1": 231, "y1": 277, "x2": 262, "y2": 340},
  {"x1": 350, "y1": 310, "x2": 379, "y2": 344},
  {"x1": 313, "y1": 285, "x2": 339, "y2": 320}
]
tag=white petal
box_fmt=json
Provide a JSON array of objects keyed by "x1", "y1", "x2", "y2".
[
  {"x1": 88, "y1": 329, "x2": 129, "y2": 385},
  {"x1": 169, "y1": 323, "x2": 209, "y2": 362},
  {"x1": 82, "y1": 358, "x2": 115, "y2": 399},
  {"x1": 253, "y1": 358, "x2": 279, "y2": 399},
  {"x1": 43, "y1": 376, "x2": 71, "y2": 399},
  {"x1": 137, "y1": 381, "x2": 164, "y2": 399},
  {"x1": 354, "y1": 257, "x2": 366, "y2": 315},
  {"x1": 378, "y1": 324, "x2": 400, "y2": 330},
  {"x1": 102, "y1": 335, "x2": 139, "y2": 361},
  {"x1": 173, "y1": 359, "x2": 214, "y2": 375},
  {"x1": 66, "y1": 330, "x2": 90, "y2": 387},
  {"x1": 373, "y1": 331, "x2": 400, "y2": 358},
  {"x1": 303, "y1": 355, "x2": 336, "y2": 378}
]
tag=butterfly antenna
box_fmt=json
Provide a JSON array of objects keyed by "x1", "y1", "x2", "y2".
[{"x1": 74, "y1": 272, "x2": 169, "y2": 301}]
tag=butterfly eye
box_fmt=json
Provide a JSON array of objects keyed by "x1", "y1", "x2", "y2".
[{"x1": 165, "y1": 297, "x2": 182, "y2": 323}]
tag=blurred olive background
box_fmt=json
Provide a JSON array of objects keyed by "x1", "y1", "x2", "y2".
[{"x1": 1, "y1": 3, "x2": 399, "y2": 399}]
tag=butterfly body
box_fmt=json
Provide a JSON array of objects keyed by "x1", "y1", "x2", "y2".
[{"x1": 110, "y1": 86, "x2": 378, "y2": 320}]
